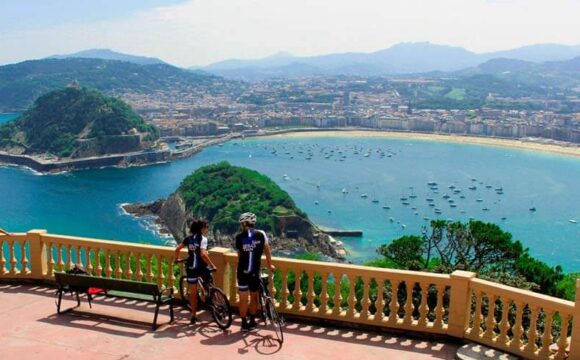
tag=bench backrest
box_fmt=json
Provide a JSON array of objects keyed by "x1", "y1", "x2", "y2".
[{"x1": 54, "y1": 272, "x2": 161, "y2": 296}]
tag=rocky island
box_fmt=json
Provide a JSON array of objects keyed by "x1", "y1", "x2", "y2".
[
  {"x1": 123, "y1": 162, "x2": 348, "y2": 260},
  {"x1": 0, "y1": 86, "x2": 169, "y2": 172}
]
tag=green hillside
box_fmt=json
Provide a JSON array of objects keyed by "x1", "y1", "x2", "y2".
[
  {"x1": 178, "y1": 162, "x2": 307, "y2": 234},
  {"x1": 0, "y1": 87, "x2": 158, "y2": 157},
  {"x1": 0, "y1": 58, "x2": 234, "y2": 111}
]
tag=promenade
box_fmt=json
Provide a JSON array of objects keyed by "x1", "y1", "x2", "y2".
[{"x1": 0, "y1": 283, "x2": 458, "y2": 360}]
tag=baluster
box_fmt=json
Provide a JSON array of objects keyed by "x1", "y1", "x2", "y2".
[
  {"x1": 156, "y1": 255, "x2": 165, "y2": 288},
  {"x1": 332, "y1": 274, "x2": 342, "y2": 316},
  {"x1": 94, "y1": 248, "x2": 102, "y2": 276},
  {"x1": 229, "y1": 266, "x2": 238, "y2": 304},
  {"x1": 66, "y1": 245, "x2": 73, "y2": 270},
  {"x1": 105, "y1": 249, "x2": 112, "y2": 278},
  {"x1": 114, "y1": 251, "x2": 122, "y2": 278},
  {"x1": 305, "y1": 271, "x2": 316, "y2": 312},
  {"x1": 346, "y1": 275, "x2": 356, "y2": 318},
  {"x1": 135, "y1": 253, "x2": 143, "y2": 282},
  {"x1": 124, "y1": 252, "x2": 133, "y2": 280},
  {"x1": 483, "y1": 294, "x2": 497, "y2": 340},
  {"x1": 9, "y1": 240, "x2": 17, "y2": 275},
  {"x1": 555, "y1": 314, "x2": 571, "y2": 360},
  {"x1": 46, "y1": 242, "x2": 54, "y2": 277},
  {"x1": 268, "y1": 271, "x2": 276, "y2": 301},
  {"x1": 497, "y1": 297, "x2": 511, "y2": 344},
  {"x1": 434, "y1": 284, "x2": 445, "y2": 329},
  {"x1": 418, "y1": 282, "x2": 429, "y2": 326},
  {"x1": 168, "y1": 255, "x2": 176, "y2": 292},
  {"x1": 538, "y1": 310, "x2": 554, "y2": 358},
  {"x1": 57, "y1": 244, "x2": 65, "y2": 272},
  {"x1": 74, "y1": 246, "x2": 81, "y2": 267},
  {"x1": 146, "y1": 254, "x2": 154, "y2": 282},
  {"x1": 523, "y1": 306, "x2": 539, "y2": 355},
  {"x1": 280, "y1": 268, "x2": 289, "y2": 310},
  {"x1": 471, "y1": 290, "x2": 483, "y2": 337},
  {"x1": 510, "y1": 301, "x2": 524, "y2": 351},
  {"x1": 0, "y1": 238, "x2": 6, "y2": 275},
  {"x1": 374, "y1": 279, "x2": 385, "y2": 323},
  {"x1": 21, "y1": 241, "x2": 29, "y2": 274},
  {"x1": 389, "y1": 280, "x2": 400, "y2": 324},
  {"x1": 292, "y1": 271, "x2": 302, "y2": 311},
  {"x1": 319, "y1": 272, "x2": 329, "y2": 315},
  {"x1": 360, "y1": 276, "x2": 371, "y2": 321},
  {"x1": 403, "y1": 281, "x2": 415, "y2": 324},
  {"x1": 85, "y1": 247, "x2": 92, "y2": 275}
]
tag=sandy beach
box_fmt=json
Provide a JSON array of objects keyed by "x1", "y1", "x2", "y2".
[{"x1": 260, "y1": 129, "x2": 580, "y2": 158}]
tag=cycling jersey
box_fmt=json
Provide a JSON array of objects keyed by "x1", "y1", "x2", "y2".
[
  {"x1": 235, "y1": 229, "x2": 269, "y2": 275},
  {"x1": 182, "y1": 234, "x2": 208, "y2": 271}
]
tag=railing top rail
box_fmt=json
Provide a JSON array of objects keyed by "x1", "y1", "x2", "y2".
[
  {"x1": 223, "y1": 252, "x2": 451, "y2": 282},
  {"x1": 41, "y1": 233, "x2": 176, "y2": 255},
  {"x1": 470, "y1": 277, "x2": 575, "y2": 313},
  {"x1": 0, "y1": 233, "x2": 28, "y2": 241}
]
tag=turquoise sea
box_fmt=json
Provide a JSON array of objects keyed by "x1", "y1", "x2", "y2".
[
  {"x1": 0, "y1": 113, "x2": 21, "y2": 124},
  {"x1": 1, "y1": 136, "x2": 579, "y2": 270}
]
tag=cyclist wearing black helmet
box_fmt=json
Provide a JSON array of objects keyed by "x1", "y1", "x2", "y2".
[
  {"x1": 235, "y1": 212, "x2": 274, "y2": 331},
  {"x1": 174, "y1": 218, "x2": 217, "y2": 324}
]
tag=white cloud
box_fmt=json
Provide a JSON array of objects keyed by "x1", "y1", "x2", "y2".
[{"x1": 1, "y1": 0, "x2": 579, "y2": 66}]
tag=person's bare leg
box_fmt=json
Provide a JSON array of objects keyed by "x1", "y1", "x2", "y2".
[
  {"x1": 239, "y1": 290, "x2": 249, "y2": 319},
  {"x1": 189, "y1": 283, "x2": 198, "y2": 322},
  {"x1": 249, "y1": 291, "x2": 258, "y2": 316}
]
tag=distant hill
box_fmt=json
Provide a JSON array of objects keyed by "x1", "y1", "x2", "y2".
[
  {"x1": 202, "y1": 42, "x2": 580, "y2": 80},
  {"x1": 0, "y1": 58, "x2": 224, "y2": 111},
  {"x1": 49, "y1": 49, "x2": 168, "y2": 66},
  {"x1": 456, "y1": 57, "x2": 580, "y2": 88},
  {"x1": 0, "y1": 87, "x2": 158, "y2": 158}
]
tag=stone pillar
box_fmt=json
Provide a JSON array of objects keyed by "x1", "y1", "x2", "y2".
[
  {"x1": 27, "y1": 229, "x2": 47, "y2": 279},
  {"x1": 568, "y1": 279, "x2": 580, "y2": 358},
  {"x1": 209, "y1": 247, "x2": 232, "y2": 293},
  {"x1": 447, "y1": 270, "x2": 477, "y2": 338}
]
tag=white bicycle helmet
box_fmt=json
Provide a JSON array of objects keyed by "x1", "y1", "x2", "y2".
[{"x1": 239, "y1": 212, "x2": 257, "y2": 225}]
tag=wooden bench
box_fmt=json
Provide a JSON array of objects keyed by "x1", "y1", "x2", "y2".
[{"x1": 54, "y1": 272, "x2": 174, "y2": 330}]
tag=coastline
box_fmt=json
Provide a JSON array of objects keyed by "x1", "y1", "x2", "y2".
[{"x1": 255, "y1": 129, "x2": 580, "y2": 158}]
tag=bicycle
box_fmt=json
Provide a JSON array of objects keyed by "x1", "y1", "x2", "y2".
[
  {"x1": 175, "y1": 258, "x2": 233, "y2": 330},
  {"x1": 257, "y1": 270, "x2": 284, "y2": 343}
]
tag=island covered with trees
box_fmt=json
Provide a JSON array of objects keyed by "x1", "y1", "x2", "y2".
[
  {"x1": 123, "y1": 162, "x2": 346, "y2": 259},
  {"x1": 0, "y1": 86, "x2": 159, "y2": 158}
]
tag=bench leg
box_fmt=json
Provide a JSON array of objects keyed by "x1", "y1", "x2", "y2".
[
  {"x1": 87, "y1": 294, "x2": 93, "y2": 309},
  {"x1": 169, "y1": 301, "x2": 174, "y2": 323},
  {"x1": 153, "y1": 301, "x2": 160, "y2": 331},
  {"x1": 56, "y1": 289, "x2": 63, "y2": 314},
  {"x1": 76, "y1": 292, "x2": 81, "y2": 307}
]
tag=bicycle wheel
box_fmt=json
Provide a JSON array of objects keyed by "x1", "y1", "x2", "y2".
[
  {"x1": 265, "y1": 298, "x2": 284, "y2": 343},
  {"x1": 209, "y1": 288, "x2": 232, "y2": 330},
  {"x1": 179, "y1": 276, "x2": 192, "y2": 310}
]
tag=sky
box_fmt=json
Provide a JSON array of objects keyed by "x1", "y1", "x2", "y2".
[{"x1": 1, "y1": 0, "x2": 579, "y2": 67}]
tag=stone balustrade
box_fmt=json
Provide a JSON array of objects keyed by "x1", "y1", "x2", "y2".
[{"x1": 1, "y1": 230, "x2": 578, "y2": 359}]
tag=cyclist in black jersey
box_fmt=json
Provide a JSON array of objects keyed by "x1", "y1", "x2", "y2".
[
  {"x1": 174, "y1": 218, "x2": 217, "y2": 324},
  {"x1": 235, "y1": 212, "x2": 274, "y2": 331}
]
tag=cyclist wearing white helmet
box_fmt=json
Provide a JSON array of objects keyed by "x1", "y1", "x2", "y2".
[{"x1": 235, "y1": 212, "x2": 274, "y2": 331}]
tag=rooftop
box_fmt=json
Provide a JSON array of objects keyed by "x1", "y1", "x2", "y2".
[{"x1": 0, "y1": 283, "x2": 458, "y2": 360}]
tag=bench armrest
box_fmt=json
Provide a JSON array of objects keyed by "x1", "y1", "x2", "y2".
[{"x1": 160, "y1": 286, "x2": 174, "y2": 297}]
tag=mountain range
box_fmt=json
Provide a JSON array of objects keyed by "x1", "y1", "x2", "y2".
[
  {"x1": 198, "y1": 42, "x2": 580, "y2": 80},
  {"x1": 49, "y1": 49, "x2": 168, "y2": 66}
]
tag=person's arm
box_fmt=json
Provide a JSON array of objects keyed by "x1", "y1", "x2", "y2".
[
  {"x1": 262, "y1": 231, "x2": 275, "y2": 272},
  {"x1": 199, "y1": 237, "x2": 216, "y2": 268},
  {"x1": 200, "y1": 249, "x2": 216, "y2": 269},
  {"x1": 174, "y1": 242, "x2": 186, "y2": 261}
]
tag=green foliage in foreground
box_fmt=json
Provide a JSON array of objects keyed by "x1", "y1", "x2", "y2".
[
  {"x1": 178, "y1": 162, "x2": 307, "y2": 235},
  {"x1": 373, "y1": 220, "x2": 571, "y2": 299},
  {"x1": 0, "y1": 87, "x2": 158, "y2": 157}
]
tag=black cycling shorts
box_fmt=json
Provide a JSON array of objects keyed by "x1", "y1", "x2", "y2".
[
  {"x1": 186, "y1": 268, "x2": 210, "y2": 285},
  {"x1": 237, "y1": 271, "x2": 260, "y2": 292}
]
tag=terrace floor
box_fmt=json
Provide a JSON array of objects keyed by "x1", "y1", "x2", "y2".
[{"x1": 0, "y1": 283, "x2": 459, "y2": 360}]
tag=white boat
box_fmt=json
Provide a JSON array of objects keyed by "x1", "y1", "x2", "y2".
[
  {"x1": 569, "y1": 219, "x2": 577, "y2": 224},
  {"x1": 342, "y1": 188, "x2": 348, "y2": 194},
  {"x1": 360, "y1": 194, "x2": 368, "y2": 198}
]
